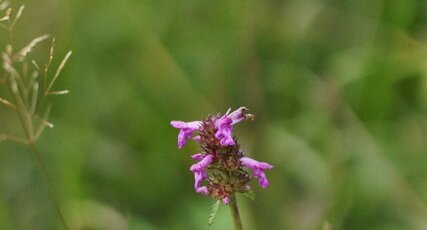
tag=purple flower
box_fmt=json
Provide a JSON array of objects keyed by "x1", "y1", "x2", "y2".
[
  {"x1": 190, "y1": 154, "x2": 214, "y2": 172},
  {"x1": 193, "y1": 171, "x2": 207, "y2": 192},
  {"x1": 214, "y1": 117, "x2": 235, "y2": 146},
  {"x1": 170, "y1": 120, "x2": 202, "y2": 149},
  {"x1": 171, "y1": 106, "x2": 272, "y2": 205},
  {"x1": 214, "y1": 107, "x2": 251, "y2": 146},
  {"x1": 190, "y1": 154, "x2": 214, "y2": 193},
  {"x1": 191, "y1": 153, "x2": 205, "y2": 160},
  {"x1": 228, "y1": 107, "x2": 251, "y2": 125},
  {"x1": 240, "y1": 157, "x2": 273, "y2": 188},
  {"x1": 196, "y1": 186, "x2": 209, "y2": 195}
]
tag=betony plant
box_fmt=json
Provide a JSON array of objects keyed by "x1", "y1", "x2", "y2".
[
  {"x1": 0, "y1": 2, "x2": 71, "y2": 229},
  {"x1": 171, "y1": 107, "x2": 273, "y2": 230}
]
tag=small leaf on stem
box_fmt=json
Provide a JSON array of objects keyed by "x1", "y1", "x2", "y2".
[
  {"x1": 243, "y1": 190, "x2": 255, "y2": 200},
  {"x1": 208, "y1": 200, "x2": 220, "y2": 226}
]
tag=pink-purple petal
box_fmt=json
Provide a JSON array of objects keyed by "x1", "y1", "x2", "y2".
[
  {"x1": 191, "y1": 153, "x2": 205, "y2": 160},
  {"x1": 194, "y1": 171, "x2": 207, "y2": 189},
  {"x1": 190, "y1": 154, "x2": 214, "y2": 172},
  {"x1": 254, "y1": 169, "x2": 270, "y2": 188},
  {"x1": 240, "y1": 157, "x2": 273, "y2": 188},
  {"x1": 228, "y1": 107, "x2": 248, "y2": 125},
  {"x1": 222, "y1": 196, "x2": 230, "y2": 204},
  {"x1": 170, "y1": 120, "x2": 202, "y2": 129},
  {"x1": 191, "y1": 154, "x2": 214, "y2": 193},
  {"x1": 177, "y1": 129, "x2": 194, "y2": 149},
  {"x1": 196, "y1": 186, "x2": 209, "y2": 195},
  {"x1": 214, "y1": 117, "x2": 236, "y2": 146},
  {"x1": 170, "y1": 120, "x2": 202, "y2": 149}
]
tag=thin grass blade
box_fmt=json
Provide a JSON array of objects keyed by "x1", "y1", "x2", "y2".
[
  {"x1": 15, "y1": 34, "x2": 50, "y2": 60},
  {"x1": 45, "y1": 51, "x2": 71, "y2": 94},
  {"x1": 10, "y1": 5, "x2": 24, "y2": 29},
  {"x1": 35, "y1": 104, "x2": 52, "y2": 139}
]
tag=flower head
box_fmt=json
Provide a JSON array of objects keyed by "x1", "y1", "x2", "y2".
[{"x1": 171, "y1": 107, "x2": 272, "y2": 204}]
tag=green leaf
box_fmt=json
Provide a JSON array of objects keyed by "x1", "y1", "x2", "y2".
[
  {"x1": 243, "y1": 190, "x2": 256, "y2": 200},
  {"x1": 208, "y1": 200, "x2": 220, "y2": 226}
]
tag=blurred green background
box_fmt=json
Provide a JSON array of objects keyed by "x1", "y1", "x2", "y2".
[{"x1": 1, "y1": 0, "x2": 427, "y2": 229}]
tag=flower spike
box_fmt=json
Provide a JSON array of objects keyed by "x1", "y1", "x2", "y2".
[{"x1": 171, "y1": 107, "x2": 272, "y2": 205}]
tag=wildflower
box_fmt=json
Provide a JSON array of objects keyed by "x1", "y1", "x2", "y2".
[{"x1": 171, "y1": 107, "x2": 273, "y2": 205}]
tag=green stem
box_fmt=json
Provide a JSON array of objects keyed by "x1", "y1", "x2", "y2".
[
  {"x1": 229, "y1": 193, "x2": 243, "y2": 230},
  {"x1": 29, "y1": 143, "x2": 69, "y2": 230}
]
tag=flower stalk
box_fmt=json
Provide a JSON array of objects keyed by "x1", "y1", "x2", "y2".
[
  {"x1": 229, "y1": 193, "x2": 243, "y2": 230},
  {"x1": 29, "y1": 143, "x2": 69, "y2": 230}
]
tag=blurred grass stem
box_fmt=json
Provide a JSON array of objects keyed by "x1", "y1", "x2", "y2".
[
  {"x1": 28, "y1": 143, "x2": 69, "y2": 230},
  {"x1": 229, "y1": 193, "x2": 243, "y2": 230},
  {"x1": 1, "y1": 4, "x2": 70, "y2": 228}
]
